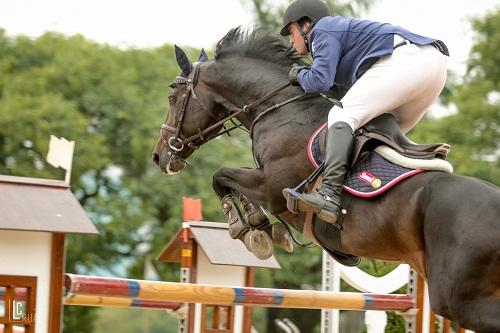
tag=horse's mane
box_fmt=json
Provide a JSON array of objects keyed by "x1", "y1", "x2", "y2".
[
  {"x1": 214, "y1": 27, "x2": 308, "y2": 68},
  {"x1": 213, "y1": 27, "x2": 336, "y2": 125}
]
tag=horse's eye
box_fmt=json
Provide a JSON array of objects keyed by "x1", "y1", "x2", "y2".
[{"x1": 169, "y1": 95, "x2": 176, "y2": 104}]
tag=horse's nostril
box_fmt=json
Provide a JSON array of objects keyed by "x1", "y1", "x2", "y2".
[{"x1": 152, "y1": 153, "x2": 160, "y2": 166}]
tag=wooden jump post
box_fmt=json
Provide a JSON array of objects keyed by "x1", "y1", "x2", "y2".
[{"x1": 64, "y1": 274, "x2": 415, "y2": 312}]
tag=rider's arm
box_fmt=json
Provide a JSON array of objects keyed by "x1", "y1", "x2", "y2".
[{"x1": 297, "y1": 30, "x2": 342, "y2": 93}]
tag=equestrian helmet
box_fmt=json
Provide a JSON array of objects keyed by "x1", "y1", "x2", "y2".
[{"x1": 280, "y1": 0, "x2": 330, "y2": 36}]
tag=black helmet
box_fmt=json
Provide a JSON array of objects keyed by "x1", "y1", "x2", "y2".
[{"x1": 280, "y1": 0, "x2": 330, "y2": 36}]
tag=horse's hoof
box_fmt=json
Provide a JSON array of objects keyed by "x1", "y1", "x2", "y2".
[
  {"x1": 272, "y1": 223, "x2": 293, "y2": 253},
  {"x1": 240, "y1": 232, "x2": 253, "y2": 252},
  {"x1": 248, "y1": 230, "x2": 274, "y2": 260}
]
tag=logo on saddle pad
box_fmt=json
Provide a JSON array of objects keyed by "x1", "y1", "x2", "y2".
[{"x1": 358, "y1": 171, "x2": 382, "y2": 189}]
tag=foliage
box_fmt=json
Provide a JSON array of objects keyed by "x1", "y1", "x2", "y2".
[
  {"x1": 0, "y1": 29, "x2": 253, "y2": 332},
  {"x1": 93, "y1": 308, "x2": 178, "y2": 333},
  {"x1": 410, "y1": 8, "x2": 500, "y2": 185},
  {"x1": 63, "y1": 306, "x2": 97, "y2": 333},
  {"x1": 0, "y1": 4, "x2": 498, "y2": 333},
  {"x1": 383, "y1": 312, "x2": 406, "y2": 333}
]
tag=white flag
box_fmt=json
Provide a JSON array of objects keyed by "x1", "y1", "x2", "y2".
[{"x1": 46, "y1": 135, "x2": 75, "y2": 171}]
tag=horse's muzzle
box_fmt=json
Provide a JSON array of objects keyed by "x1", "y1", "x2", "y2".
[{"x1": 152, "y1": 150, "x2": 187, "y2": 175}]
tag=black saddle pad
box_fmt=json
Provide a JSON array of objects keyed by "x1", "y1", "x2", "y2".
[{"x1": 308, "y1": 123, "x2": 425, "y2": 198}]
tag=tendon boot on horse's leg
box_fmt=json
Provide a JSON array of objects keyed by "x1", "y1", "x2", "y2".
[
  {"x1": 238, "y1": 194, "x2": 293, "y2": 253},
  {"x1": 221, "y1": 194, "x2": 273, "y2": 260},
  {"x1": 238, "y1": 194, "x2": 268, "y2": 227},
  {"x1": 221, "y1": 194, "x2": 248, "y2": 239},
  {"x1": 297, "y1": 121, "x2": 354, "y2": 223}
]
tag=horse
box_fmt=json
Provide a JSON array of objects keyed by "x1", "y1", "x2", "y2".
[{"x1": 152, "y1": 28, "x2": 500, "y2": 332}]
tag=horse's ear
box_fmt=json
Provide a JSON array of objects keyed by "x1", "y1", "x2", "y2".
[
  {"x1": 175, "y1": 45, "x2": 192, "y2": 77},
  {"x1": 198, "y1": 48, "x2": 208, "y2": 62}
]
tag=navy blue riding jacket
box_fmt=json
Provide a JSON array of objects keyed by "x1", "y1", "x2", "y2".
[{"x1": 297, "y1": 16, "x2": 449, "y2": 92}]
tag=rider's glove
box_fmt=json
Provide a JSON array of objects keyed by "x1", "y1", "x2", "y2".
[{"x1": 288, "y1": 64, "x2": 309, "y2": 85}]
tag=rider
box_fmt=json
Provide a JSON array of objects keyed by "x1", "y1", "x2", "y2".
[{"x1": 281, "y1": 0, "x2": 449, "y2": 223}]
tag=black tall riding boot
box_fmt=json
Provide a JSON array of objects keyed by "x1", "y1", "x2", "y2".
[{"x1": 297, "y1": 121, "x2": 354, "y2": 223}]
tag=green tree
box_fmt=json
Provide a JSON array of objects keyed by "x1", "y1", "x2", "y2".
[
  {"x1": 0, "y1": 29, "x2": 253, "y2": 332},
  {"x1": 410, "y1": 8, "x2": 500, "y2": 185},
  {"x1": 406, "y1": 9, "x2": 500, "y2": 331},
  {"x1": 1, "y1": 5, "x2": 497, "y2": 333}
]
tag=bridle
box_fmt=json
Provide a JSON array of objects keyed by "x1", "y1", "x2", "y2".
[
  {"x1": 161, "y1": 62, "x2": 250, "y2": 156},
  {"x1": 159, "y1": 61, "x2": 311, "y2": 160},
  {"x1": 160, "y1": 62, "x2": 213, "y2": 154},
  {"x1": 160, "y1": 62, "x2": 303, "y2": 153}
]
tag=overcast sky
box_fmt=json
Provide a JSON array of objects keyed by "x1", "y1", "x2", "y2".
[{"x1": 0, "y1": 0, "x2": 499, "y2": 75}]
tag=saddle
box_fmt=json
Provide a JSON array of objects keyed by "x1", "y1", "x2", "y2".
[
  {"x1": 286, "y1": 113, "x2": 452, "y2": 267},
  {"x1": 316, "y1": 113, "x2": 450, "y2": 166}
]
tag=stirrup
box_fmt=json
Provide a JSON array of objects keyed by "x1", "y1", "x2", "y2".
[{"x1": 283, "y1": 188, "x2": 300, "y2": 214}]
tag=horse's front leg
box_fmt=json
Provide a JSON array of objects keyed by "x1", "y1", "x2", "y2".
[
  {"x1": 239, "y1": 193, "x2": 293, "y2": 253},
  {"x1": 213, "y1": 167, "x2": 292, "y2": 258},
  {"x1": 238, "y1": 193, "x2": 268, "y2": 227}
]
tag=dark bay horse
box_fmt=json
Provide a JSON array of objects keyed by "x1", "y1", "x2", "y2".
[{"x1": 152, "y1": 28, "x2": 500, "y2": 332}]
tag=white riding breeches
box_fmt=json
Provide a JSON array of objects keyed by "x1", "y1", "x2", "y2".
[{"x1": 328, "y1": 41, "x2": 448, "y2": 134}]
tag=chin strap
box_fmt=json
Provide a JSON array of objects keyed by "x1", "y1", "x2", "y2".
[{"x1": 295, "y1": 22, "x2": 314, "y2": 52}]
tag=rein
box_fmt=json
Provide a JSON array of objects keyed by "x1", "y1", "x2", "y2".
[
  {"x1": 180, "y1": 80, "x2": 294, "y2": 145},
  {"x1": 160, "y1": 61, "x2": 312, "y2": 154},
  {"x1": 249, "y1": 92, "x2": 315, "y2": 137}
]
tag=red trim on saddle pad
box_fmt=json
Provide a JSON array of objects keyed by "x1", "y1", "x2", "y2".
[{"x1": 307, "y1": 122, "x2": 327, "y2": 169}]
